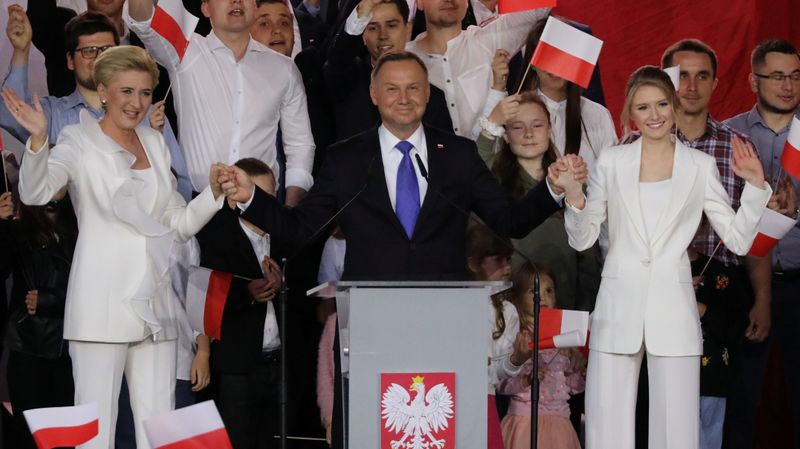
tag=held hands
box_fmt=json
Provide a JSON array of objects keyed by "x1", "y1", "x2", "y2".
[
  {"x1": 1, "y1": 87, "x2": 48, "y2": 151},
  {"x1": 247, "y1": 257, "x2": 283, "y2": 303},
  {"x1": 6, "y1": 5, "x2": 32, "y2": 53},
  {"x1": 219, "y1": 165, "x2": 255, "y2": 204},
  {"x1": 0, "y1": 192, "x2": 13, "y2": 220},
  {"x1": 731, "y1": 136, "x2": 766, "y2": 189},
  {"x1": 548, "y1": 154, "x2": 588, "y2": 206},
  {"x1": 149, "y1": 100, "x2": 166, "y2": 134},
  {"x1": 491, "y1": 49, "x2": 511, "y2": 91}
]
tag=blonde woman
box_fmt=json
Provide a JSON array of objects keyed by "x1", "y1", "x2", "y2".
[
  {"x1": 2, "y1": 46, "x2": 227, "y2": 449},
  {"x1": 557, "y1": 66, "x2": 771, "y2": 449}
]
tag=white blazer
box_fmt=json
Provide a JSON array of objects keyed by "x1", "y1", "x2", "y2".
[
  {"x1": 19, "y1": 110, "x2": 223, "y2": 343},
  {"x1": 565, "y1": 139, "x2": 771, "y2": 357}
]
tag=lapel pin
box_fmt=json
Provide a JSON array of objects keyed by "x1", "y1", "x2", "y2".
[{"x1": 436, "y1": 143, "x2": 444, "y2": 150}]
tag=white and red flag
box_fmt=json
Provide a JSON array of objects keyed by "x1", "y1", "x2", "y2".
[
  {"x1": 186, "y1": 266, "x2": 232, "y2": 340},
  {"x1": 497, "y1": 0, "x2": 555, "y2": 15},
  {"x1": 530, "y1": 16, "x2": 603, "y2": 89},
  {"x1": 537, "y1": 309, "x2": 589, "y2": 349},
  {"x1": 23, "y1": 403, "x2": 99, "y2": 449},
  {"x1": 781, "y1": 116, "x2": 800, "y2": 179},
  {"x1": 151, "y1": 0, "x2": 199, "y2": 61},
  {"x1": 748, "y1": 208, "x2": 798, "y2": 257},
  {"x1": 144, "y1": 400, "x2": 233, "y2": 449},
  {"x1": 664, "y1": 66, "x2": 680, "y2": 91}
]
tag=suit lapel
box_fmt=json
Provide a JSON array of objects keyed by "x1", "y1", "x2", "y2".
[
  {"x1": 413, "y1": 127, "x2": 442, "y2": 238},
  {"x1": 616, "y1": 141, "x2": 649, "y2": 247},
  {"x1": 358, "y1": 130, "x2": 409, "y2": 238},
  {"x1": 650, "y1": 141, "x2": 698, "y2": 244}
]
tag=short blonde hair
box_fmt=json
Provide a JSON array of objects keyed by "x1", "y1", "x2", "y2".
[
  {"x1": 93, "y1": 45, "x2": 159, "y2": 89},
  {"x1": 620, "y1": 65, "x2": 679, "y2": 136}
]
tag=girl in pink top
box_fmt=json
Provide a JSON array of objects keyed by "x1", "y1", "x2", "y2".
[{"x1": 498, "y1": 263, "x2": 586, "y2": 449}]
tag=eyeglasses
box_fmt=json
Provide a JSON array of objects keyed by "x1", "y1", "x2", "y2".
[
  {"x1": 74, "y1": 45, "x2": 114, "y2": 59},
  {"x1": 753, "y1": 71, "x2": 800, "y2": 83}
]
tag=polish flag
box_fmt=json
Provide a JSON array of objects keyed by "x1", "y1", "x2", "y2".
[
  {"x1": 537, "y1": 309, "x2": 589, "y2": 349},
  {"x1": 23, "y1": 403, "x2": 99, "y2": 449},
  {"x1": 780, "y1": 116, "x2": 800, "y2": 179},
  {"x1": 186, "y1": 266, "x2": 232, "y2": 340},
  {"x1": 151, "y1": 0, "x2": 199, "y2": 61},
  {"x1": 144, "y1": 401, "x2": 233, "y2": 449},
  {"x1": 530, "y1": 16, "x2": 603, "y2": 89},
  {"x1": 748, "y1": 208, "x2": 797, "y2": 257},
  {"x1": 497, "y1": 0, "x2": 555, "y2": 15},
  {"x1": 664, "y1": 66, "x2": 680, "y2": 91}
]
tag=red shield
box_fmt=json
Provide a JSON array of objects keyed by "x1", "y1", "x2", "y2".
[{"x1": 380, "y1": 372, "x2": 456, "y2": 449}]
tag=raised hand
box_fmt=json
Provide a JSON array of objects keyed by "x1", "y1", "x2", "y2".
[
  {"x1": 0, "y1": 192, "x2": 13, "y2": 220},
  {"x1": 149, "y1": 100, "x2": 166, "y2": 134},
  {"x1": 767, "y1": 177, "x2": 798, "y2": 218},
  {"x1": 510, "y1": 328, "x2": 533, "y2": 366},
  {"x1": 208, "y1": 163, "x2": 228, "y2": 200},
  {"x1": 1, "y1": 87, "x2": 48, "y2": 150},
  {"x1": 6, "y1": 5, "x2": 31, "y2": 54},
  {"x1": 491, "y1": 49, "x2": 511, "y2": 91},
  {"x1": 220, "y1": 165, "x2": 255, "y2": 203},
  {"x1": 731, "y1": 136, "x2": 766, "y2": 188},
  {"x1": 549, "y1": 155, "x2": 587, "y2": 207},
  {"x1": 487, "y1": 94, "x2": 520, "y2": 129},
  {"x1": 356, "y1": 0, "x2": 384, "y2": 17}
]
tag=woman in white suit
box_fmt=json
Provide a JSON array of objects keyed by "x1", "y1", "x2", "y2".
[
  {"x1": 556, "y1": 66, "x2": 771, "y2": 449},
  {"x1": 2, "y1": 46, "x2": 226, "y2": 449}
]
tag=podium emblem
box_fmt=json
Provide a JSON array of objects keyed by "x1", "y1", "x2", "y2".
[{"x1": 380, "y1": 372, "x2": 455, "y2": 449}]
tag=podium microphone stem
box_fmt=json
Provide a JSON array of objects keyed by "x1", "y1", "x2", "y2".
[
  {"x1": 279, "y1": 257, "x2": 289, "y2": 449},
  {"x1": 530, "y1": 270, "x2": 541, "y2": 449}
]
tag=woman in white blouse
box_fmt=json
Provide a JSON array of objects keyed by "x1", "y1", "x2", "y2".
[
  {"x1": 2, "y1": 46, "x2": 226, "y2": 449},
  {"x1": 557, "y1": 66, "x2": 770, "y2": 449}
]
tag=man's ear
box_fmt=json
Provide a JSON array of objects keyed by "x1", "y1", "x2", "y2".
[
  {"x1": 369, "y1": 82, "x2": 379, "y2": 106},
  {"x1": 67, "y1": 52, "x2": 75, "y2": 71}
]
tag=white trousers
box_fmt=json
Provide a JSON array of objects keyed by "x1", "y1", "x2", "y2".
[
  {"x1": 70, "y1": 339, "x2": 177, "y2": 449},
  {"x1": 585, "y1": 345, "x2": 699, "y2": 449}
]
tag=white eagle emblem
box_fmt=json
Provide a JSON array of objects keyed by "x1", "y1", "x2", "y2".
[{"x1": 381, "y1": 375, "x2": 454, "y2": 449}]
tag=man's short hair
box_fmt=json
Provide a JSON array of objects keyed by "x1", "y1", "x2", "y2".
[
  {"x1": 380, "y1": 0, "x2": 410, "y2": 24},
  {"x1": 371, "y1": 51, "x2": 428, "y2": 81},
  {"x1": 751, "y1": 39, "x2": 800, "y2": 71},
  {"x1": 256, "y1": 0, "x2": 289, "y2": 7},
  {"x1": 235, "y1": 158, "x2": 275, "y2": 178},
  {"x1": 64, "y1": 11, "x2": 121, "y2": 54},
  {"x1": 661, "y1": 39, "x2": 718, "y2": 78}
]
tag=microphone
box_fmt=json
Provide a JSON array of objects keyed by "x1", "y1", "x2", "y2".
[{"x1": 415, "y1": 152, "x2": 544, "y2": 449}]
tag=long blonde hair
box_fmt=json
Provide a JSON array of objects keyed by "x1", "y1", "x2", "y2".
[{"x1": 620, "y1": 65, "x2": 679, "y2": 138}]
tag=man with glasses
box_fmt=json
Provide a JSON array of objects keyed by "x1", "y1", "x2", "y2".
[
  {"x1": 724, "y1": 39, "x2": 800, "y2": 449},
  {"x1": 0, "y1": 8, "x2": 192, "y2": 200}
]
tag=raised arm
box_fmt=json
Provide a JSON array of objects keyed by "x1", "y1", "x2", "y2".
[
  {"x1": 125, "y1": 0, "x2": 183, "y2": 73},
  {"x1": 1, "y1": 5, "x2": 34, "y2": 143},
  {"x1": 564, "y1": 154, "x2": 607, "y2": 251}
]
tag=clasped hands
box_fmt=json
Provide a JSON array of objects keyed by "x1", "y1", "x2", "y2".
[
  {"x1": 208, "y1": 165, "x2": 255, "y2": 203},
  {"x1": 547, "y1": 154, "x2": 588, "y2": 208}
]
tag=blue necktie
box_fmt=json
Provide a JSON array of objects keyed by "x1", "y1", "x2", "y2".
[{"x1": 395, "y1": 140, "x2": 420, "y2": 238}]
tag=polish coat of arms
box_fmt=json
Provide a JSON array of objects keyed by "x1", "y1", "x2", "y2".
[{"x1": 380, "y1": 372, "x2": 456, "y2": 449}]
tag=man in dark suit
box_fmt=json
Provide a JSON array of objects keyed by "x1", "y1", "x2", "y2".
[
  {"x1": 196, "y1": 158, "x2": 285, "y2": 449},
  {"x1": 324, "y1": 0, "x2": 453, "y2": 142},
  {"x1": 222, "y1": 51, "x2": 583, "y2": 448}
]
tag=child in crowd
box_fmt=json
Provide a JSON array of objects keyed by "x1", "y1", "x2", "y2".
[
  {"x1": 688, "y1": 246, "x2": 750, "y2": 449},
  {"x1": 498, "y1": 262, "x2": 585, "y2": 449},
  {"x1": 466, "y1": 224, "x2": 532, "y2": 449}
]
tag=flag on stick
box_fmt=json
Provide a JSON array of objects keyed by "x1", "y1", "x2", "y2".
[
  {"x1": 530, "y1": 16, "x2": 603, "y2": 89},
  {"x1": 145, "y1": 401, "x2": 233, "y2": 449},
  {"x1": 780, "y1": 116, "x2": 800, "y2": 179},
  {"x1": 537, "y1": 309, "x2": 589, "y2": 349},
  {"x1": 186, "y1": 266, "x2": 232, "y2": 340},
  {"x1": 748, "y1": 208, "x2": 797, "y2": 257},
  {"x1": 23, "y1": 403, "x2": 99, "y2": 449},
  {"x1": 151, "y1": 0, "x2": 199, "y2": 61},
  {"x1": 497, "y1": 0, "x2": 556, "y2": 15}
]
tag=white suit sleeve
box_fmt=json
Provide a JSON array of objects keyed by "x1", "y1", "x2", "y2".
[
  {"x1": 19, "y1": 135, "x2": 79, "y2": 205},
  {"x1": 565, "y1": 154, "x2": 609, "y2": 251}
]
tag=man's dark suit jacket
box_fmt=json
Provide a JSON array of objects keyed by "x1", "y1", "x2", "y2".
[
  {"x1": 195, "y1": 206, "x2": 287, "y2": 374},
  {"x1": 242, "y1": 125, "x2": 561, "y2": 281},
  {"x1": 323, "y1": 30, "x2": 454, "y2": 141}
]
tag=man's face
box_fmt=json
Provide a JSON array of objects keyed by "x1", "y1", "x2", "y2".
[
  {"x1": 250, "y1": 2, "x2": 295, "y2": 57},
  {"x1": 750, "y1": 52, "x2": 800, "y2": 114},
  {"x1": 418, "y1": 0, "x2": 466, "y2": 28},
  {"x1": 87, "y1": 0, "x2": 124, "y2": 17},
  {"x1": 671, "y1": 50, "x2": 717, "y2": 117},
  {"x1": 202, "y1": 0, "x2": 258, "y2": 34},
  {"x1": 369, "y1": 60, "x2": 430, "y2": 136},
  {"x1": 362, "y1": 3, "x2": 410, "y2": 64},
  {"x1": 66, "y1": 32, "x2": 117, "y2": 91}
]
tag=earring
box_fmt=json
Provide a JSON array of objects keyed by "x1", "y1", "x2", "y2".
[{"x1": 100, "y1": 99, "x2": 107, "y2": 110}]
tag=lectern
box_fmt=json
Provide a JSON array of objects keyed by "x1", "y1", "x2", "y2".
[{"x1": 308, "y1": 281, "x2": 511, "y2": 448}]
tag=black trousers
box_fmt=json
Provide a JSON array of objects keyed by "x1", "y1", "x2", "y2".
[
  {"x1": 216, "y1": 351, "x2": 281, "y2": 449},
  {"x1": 7, "y1": 349, "x2": 74, "y2": 449}
]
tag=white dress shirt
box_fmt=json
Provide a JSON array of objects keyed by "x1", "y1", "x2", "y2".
[
  {"x1": 538, "y1": 90, "x2": 618, "y2": 169},
  {"x1": 127, "y1": 14, "x2": 315, "y2": 193},
  {"x1": 406, "y1": 8, "x2": 550, "y2": 139},
  {"x1": 239, "y1": 222, "x2": 281, "y2": 351},
  {"x1": 378, "y1": 125, "x2": 429, "y2": 210},
  {"x1": 488, "y1": 300, "x2": 522, "y2": 394},
  {"x1": 470, "y1": 0, "x2": 498, "y2": 27}
]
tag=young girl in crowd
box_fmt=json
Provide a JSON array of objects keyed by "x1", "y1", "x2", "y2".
[
  {"x1": 466, "y1": 224, "x2": 532, "y2": 449},
  {"x1": 478, "y1": 91, "x2": 600, "y2": 312},
  {"x1": 498, "y1": 262, "x2": 585, "y2": 449}
]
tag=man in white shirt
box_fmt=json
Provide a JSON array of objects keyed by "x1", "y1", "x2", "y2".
[
  {"x1": 127, "y1": 0, "x2": 315, "y2": 206},
  {"x1": 405, "y1": 0, "x2": 550, "y2": 138}
]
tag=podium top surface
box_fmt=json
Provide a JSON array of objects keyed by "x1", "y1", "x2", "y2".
[{"x1": 307, "y1": 280, "x2": 513, "y2": 298}]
